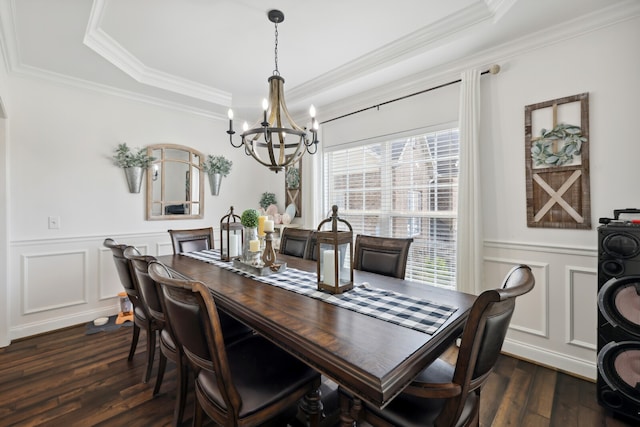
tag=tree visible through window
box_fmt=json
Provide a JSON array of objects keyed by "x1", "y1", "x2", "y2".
[{"x1": 323, "y1": 128, "x2": 459, "y2": 288}]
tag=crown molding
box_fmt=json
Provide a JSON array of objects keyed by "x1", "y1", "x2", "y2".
[
  {"x1": 0, "y1": 0, "x2": 19, "y2": 73},
  {"x1": 287, "y1": 1, "x2": 494, "y2": 103},
  {"x1": 14, "y1": 62, "x2": 224, "y2": 120},
  {"x1": 83, "y1": 0, "x2": 231, "y2": 107},
  {"x1": 316, "y1": 0, "x2": 640, "y2": 123}
]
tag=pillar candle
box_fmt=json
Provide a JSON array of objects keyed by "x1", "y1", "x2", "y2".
[
  {"x1": 229, "y1": 234, "x2": 240, "y2": 257},
  {"x1": 264, "y1": 219, "x2": 274, "y2": 232},
  {"x1": 249, "y1": 239, "x2": 260, "y2": 252},
  {"x1": 323, "y1": 250, "x2": 336, "y2": 287},
  {"x1": 258, "y1": 215, "x2": 267, "y2": 237}
]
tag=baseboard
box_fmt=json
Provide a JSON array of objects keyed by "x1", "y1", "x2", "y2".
[
  {"x1": 502, "y1": 337, "x2": 596, "y2": 381},
  {"x1": 7, "y1": 307, "x2": 119, "y2": 345}
]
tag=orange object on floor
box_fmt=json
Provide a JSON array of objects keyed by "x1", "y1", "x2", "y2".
[{"x1": 116, "y1": 291, "x2": 133, "y2": 324}]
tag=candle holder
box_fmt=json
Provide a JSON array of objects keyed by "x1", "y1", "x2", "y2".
[
  {"x1": 316, "y1": 205, "x2": 354, "y2": 294},
  {"x1": 262, "y1": 231, "x2": 277, "y2": 267},
  {"x1": 220, "y1": 206, "x2": 243, "y2": 262},
  {"x1": 247, "y1": 249, "x2": 262, "y2": 267}
]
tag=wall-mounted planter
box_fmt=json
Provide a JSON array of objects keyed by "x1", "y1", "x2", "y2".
[
  {"x1": 124, "y1": 166, "x2": 144, "y2": 193},
  {"x1": 208, "y1": 173, "x2": 222, "y2": 196}
]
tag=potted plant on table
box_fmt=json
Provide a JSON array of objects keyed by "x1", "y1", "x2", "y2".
[
  {"x1": 113, "y1": 143, "x2": 155, "y2": 193},
  {"x1": 240, "y1": 208, "x2": 260, "y2": 262},
  {"x1": 202, "y1": 155, "x2": 233, "y2": 196}
]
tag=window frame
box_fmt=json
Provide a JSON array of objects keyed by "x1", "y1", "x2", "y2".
[{"x1": 322, "y1": 124, "x2": 459, "y2": 289}]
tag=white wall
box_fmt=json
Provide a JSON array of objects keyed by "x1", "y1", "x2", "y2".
[
  {"x1": 0, "y1": 39, "x2": 10, "y2": 347},
  {"x1": 5, "y1": 74, "x2": 284, "y2": 340},
  {"x1": 480, "y1": 15, "x2": 640, "y2": 379},
  {"x1": 321, "y1": 15, "x2": 640, "y2": 379}
]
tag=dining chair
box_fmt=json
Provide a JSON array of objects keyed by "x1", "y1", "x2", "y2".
[
  {"x1": 123, "y1": 248, "x2": 187, "y2": 426},
  {"x1": 279, "y1": 227, "x2": 313, "y2": 258},
  {"x1": 339, "y1": 264, "x2": 535, "y2": 427},
  {"x1": 304, "y1": 231, "x2": 319, "y2": 261},
  {"x1": 103, "y1": 238, "x2": 157, "y2": 383},
  {"x1": 352, "y1": 235, "x2": 414, "y2": 279},
  {"x1": 168, "y1": 227, "x2": 215, "y2": 254},
  {"x1": 148, "y1": 260, "x2": 322, "y2": 427}
]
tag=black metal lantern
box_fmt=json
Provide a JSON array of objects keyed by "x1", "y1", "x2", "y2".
[
  {"x1": 220, "y1": 206, "x2": 243, "y2": 262},
  {"x1": 316, "y1": 205, "x2": 353, "y2": 294}
]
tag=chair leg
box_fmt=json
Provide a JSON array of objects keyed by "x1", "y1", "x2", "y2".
[
  {"x1": 128, "y1": 323, "x2": 140, "y2": 361},
  {"x1": 153, "y1": 351, "x2": 167, "y2": 396},
  {"x1": 173, "y1": 357, "x2": 188, "y2": 427},
  {"x1": 193, "y1": 390, "x2": 204, "y2": 427},
  {"x1": 143, "y1": 328, "x2": 156, "y2": 383}
]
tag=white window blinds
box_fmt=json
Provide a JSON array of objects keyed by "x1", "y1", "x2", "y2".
[{"x1": 323, "y1": 128, "x2": 459, "y2": 288}]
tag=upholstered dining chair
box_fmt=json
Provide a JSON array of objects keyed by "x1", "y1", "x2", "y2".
[
  {"x1": 339, "y1": 264, "x2": 535, "y2": 427},
  {"x1": 168, "y1": 227, "x2": 215, "y2": 254},
  {"x1": 123, "y1": 248, "x2": 186, "y2": 426},
  {"x1": 353, "y1": 235, "x2": 414, "y2": 279},
  {"x1": 279, "y1": 227, "x2": 313, "y2": 258},
  {"x1": 148, "y1": 260, "x2": 322, "y2": 427},
  {"x1": 304, "y1": 231, "x2": 319, "y2": 261},
  {"x1": 125, "y1": 249, "x2": 255, "y2": 426},
  {"x1": 103, "y1": 238, "x2": 157, "y2": 383}
]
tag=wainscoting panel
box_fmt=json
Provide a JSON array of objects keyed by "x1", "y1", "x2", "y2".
[
  {"x1": 484, "y1": 240, "x2": 598, "y2": 380},
  {"x1": 22, "y1": 250, "x2": 88, "y2": 314},
  {"x1": 565, "y1": 265, "x2": 597, "y2": 351},
  {"x1": 484, "y1": 257, "x2": 549, "y2": 338},
  {"x1": 8, "y1": 232, "x2": 169, "y2": 343}
]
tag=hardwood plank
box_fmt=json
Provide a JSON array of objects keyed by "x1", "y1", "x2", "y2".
[
  {"x1": 491, "y1": 364, "x2": 533, "y2": 425},
  {"x1": 527, "y1": 364, "x2": 557, "y2": 419},
  {"x1": 1, "y1": 322, "x2": 639, "y2": 426}
]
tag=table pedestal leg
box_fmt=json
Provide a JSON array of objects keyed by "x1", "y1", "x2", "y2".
[{"x1": 298, "y1": 385, "x2": 323, "y2": 427}]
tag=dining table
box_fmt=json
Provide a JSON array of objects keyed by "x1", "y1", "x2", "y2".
[{"x1": 157, "y1": 250, "x2": 475, "y2": 425}]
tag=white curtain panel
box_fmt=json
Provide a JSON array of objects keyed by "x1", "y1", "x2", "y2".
[{"x1": 456, "y1": 69, "x2": 483, "y2": 295}]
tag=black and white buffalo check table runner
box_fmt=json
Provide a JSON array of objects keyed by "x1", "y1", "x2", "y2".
[{"x1": 181, "y1": 249, "x2": 458, "y2": 335}]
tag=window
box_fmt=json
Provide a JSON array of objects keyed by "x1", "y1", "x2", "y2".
[{"x1": 323, "y1": 128, "x2": 459, "y2": 288}]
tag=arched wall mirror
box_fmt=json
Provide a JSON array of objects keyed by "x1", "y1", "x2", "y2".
[{"x1": 146, "y1": 144, "x2": 204, "y2": 220}]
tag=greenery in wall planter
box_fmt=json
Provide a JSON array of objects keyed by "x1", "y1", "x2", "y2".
[
  {"x1": 112, "y1": 143, "x2": 155, "y2": 193},
  {"x1": 201, "y1": 155, "x2": 233, "y2": 196},
  {"x1": 259, "y1": 192, "x2": 277, "y2": 210}
]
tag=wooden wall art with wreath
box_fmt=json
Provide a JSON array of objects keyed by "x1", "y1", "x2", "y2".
[
  {"x1": 524, "y1": 93, "x2": 591, "y2": 229},
  {"x1": 284, "y1": 159, "x2": 302, "y2": 218}
]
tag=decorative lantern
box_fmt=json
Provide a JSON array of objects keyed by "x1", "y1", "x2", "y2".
[
  {"x1": 316, "y1": 205, "x2": 353, "y2": 294},
  {"x1": 220, "y1": 206, "x2": 243, "y2": 262}
]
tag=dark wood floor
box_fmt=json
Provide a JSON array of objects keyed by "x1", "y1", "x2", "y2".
[{"x1": 0, "y1": 322, "x2": 636, "y2": 427}]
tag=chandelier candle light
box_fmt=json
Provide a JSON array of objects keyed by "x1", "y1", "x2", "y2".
[{"x1": 226, "y1": 9, "x2": 319, "y2": 173}]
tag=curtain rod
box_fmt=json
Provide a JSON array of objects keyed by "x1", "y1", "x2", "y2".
[{"x1": 321, "y1": 64, "x2": 501, "y2": 125}]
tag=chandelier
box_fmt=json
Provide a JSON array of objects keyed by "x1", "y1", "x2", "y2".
[{"x1": 226, "y1": 9, "x2": 319, "y2": 173}]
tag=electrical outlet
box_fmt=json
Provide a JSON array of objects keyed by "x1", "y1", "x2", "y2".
[{"x1": 48, "y1": 216, "x2": 60, "y2": 229}]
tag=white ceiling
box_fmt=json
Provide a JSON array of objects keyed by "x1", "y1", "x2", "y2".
[{"x1": 0, "y1": 0, "x2": 634, "y2": 122}]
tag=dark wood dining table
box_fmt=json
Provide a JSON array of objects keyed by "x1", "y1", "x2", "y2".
[{"x1": 157, "y1": 252, "x2": 475, "y2": 422}]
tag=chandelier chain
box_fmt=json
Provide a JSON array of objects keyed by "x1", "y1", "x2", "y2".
[{"x1": 273, "y1": 21, "x2": 280, "y2": 76}]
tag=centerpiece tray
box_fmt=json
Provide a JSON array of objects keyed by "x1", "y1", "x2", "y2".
[{"x1": 232, "y1": 258, "x2": 287, "y2": 276}]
